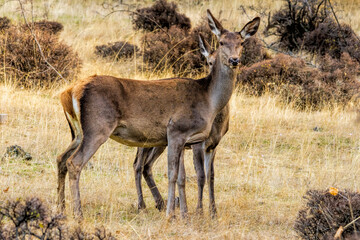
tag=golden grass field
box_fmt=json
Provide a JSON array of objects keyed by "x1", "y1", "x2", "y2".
[{"x1": 1, "y1": 0, "x2": 360, "y2": 239}]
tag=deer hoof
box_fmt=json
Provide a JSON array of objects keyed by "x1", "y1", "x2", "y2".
[{"x1": 156, "y1": 199, "x2": 165, "y2": 211}]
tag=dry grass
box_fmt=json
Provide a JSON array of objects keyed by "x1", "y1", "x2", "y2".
[{"x1": 1, "y1": 0, "x2": 360, "y2": 239}]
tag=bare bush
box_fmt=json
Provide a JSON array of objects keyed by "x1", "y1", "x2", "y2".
[
  {"x1": 265, "y1": 0, "x2": 360, "y2": 63},
  {"x1": 131, "y1": 0, "x2": 191, "y2": 32},
  {"x1": 0, "y1": 17, "x2": 11, "y2": 31},
  {"x1": 294, "y1": 189, "x2": 360, "y2": 240},
  {"x1": 237, "y1": 53, "x2": 360, "y2": 109},
  {"x1": 142, "y1": 25, "x2": 211, "y2": 76},
  {"x1": 240, "y1": 36, "x2": 270, "y2": 66},
  {"x1": 141, "y1": 14, "x2": 219, "y2": 76},
  {"x1": 0, "y1": 198, "x2": 116, "y2": 240},
  {"x1": 265, "y1": 0, "x2": 331, "y2": 51},
  {"x1": 303, "y1": 21, "x2": 360, "y2": 62},
  {"x1": 95, "y1": 41, "x2": 139, "y2": 60},
  {"x1": 30, "y1": 20, "x2": 64, "y2": 35},
  {"x1": 0, "y1": 198, "x2": 65, "y2": 239},
  {"x1": 0, "y1": 22, "x2": 81, "y2": 88}
]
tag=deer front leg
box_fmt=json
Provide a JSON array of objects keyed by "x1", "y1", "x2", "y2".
[
  {"x1": 177, "y1": 149, "x2": 188, "y2": 218},
  {"x1": 166, "y1": 136, "x2": 185, "y2": 218},
  {"x1": 205, "y1": 148, "x2": 217, "y2": 218},
  {"x1": 191, "y1": 143, "x2": 205, "y2": 213}
]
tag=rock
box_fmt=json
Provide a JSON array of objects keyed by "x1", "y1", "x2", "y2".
[
  {"x1": 3, "y1": 145, "x2": 32, "y2": 161},
  {"x1": 0, "y1": 114, "x2": 8, "y2": 124}
]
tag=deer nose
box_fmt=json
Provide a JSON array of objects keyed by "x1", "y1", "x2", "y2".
[{"x1": 229, "y1": 57, "x2": 240, "y2": 66}]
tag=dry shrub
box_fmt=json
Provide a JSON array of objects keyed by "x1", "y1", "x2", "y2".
[
  {"x1": 95, "y1": 41, "x2": 139, "y2": 60},
  {"x1": 240, "y1": 36, "x2": 270, "y2": 66},
  {"x1": 238, "y1": 54, "x2": 316, "y2": 95},
  {"x1": 303, "y1": 21, "x2": 360, "y2": 62},
  {"x1": 237, "y1": 53, "x2": 360, "y2": 109},
  {"x1": 141, "y1": 15, "x2": 217, "y2": 76},
  {"x1": 142, "y1": 26, "x2": 194, "y2": 75},
  {"x1": 133, "y1": 1, "x2": 224, "y2": 75},
  {"x1": 294, "y1": 189, "x2": 360, "y2": 240},
  {"x1": 0, "y1": 198, "x2": 65, "y2": 239},
  {"x1": 266, "y1": 0, "x2": 331, "y2": 51},
  {"x1": 320, "y1": 53, "x2": 360, "y2": 83},
  {"x1": 0, "y1": 17, "x2": 11, "y2": 31},
  {"x1": 30, "y1": 20, "x2": 64, "y2": 35},
  {"x1": 0, "y1": 198, "x2": 116, "y2": 240},
  {"x1": 265, "y1": 0, "x2": 360, "y2": 63},
  {"x1": 131, "y1": 0, "x2": 191, "y2": 32},
  {"x1": 0, "y1": 22, "x2": 81, "y2": 88},
  {"x1": 142, "y1": 22, "x2": 215, "y2": 76}
]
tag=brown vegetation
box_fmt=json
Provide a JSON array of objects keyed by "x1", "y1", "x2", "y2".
[
  {"x1": 29, "y1": 20, "x2": 64, "y2": 35},
  {"x1": 237, "y1": 53, "x2": 360, "y2": 109},
  {"x1": 141, "y1": 22, "x2": 213, "y2": 75},
  {"x1": 95, "y1": 41, "x2": 139, "y2": 60},
  {"x1": 265, "y1": 0, "x2": 332, "y2": 51},
  {"x1": 0, "y1": 19, "x2": 81, "y2": 88},
  {"x1": 294, "y1": 189, "x2": 360, "y2": 240},
  {"x1": 0, "y1": 198, "x2": 116, "y2": 240},
  {"x1": 0, "y1": 17, "x2": 11, "y2": 31},
  {"x1": 138, "y1": 2, "x2": 216, "y2": 76},
  {"x1": 240, "y1": 36, "x2": 270, "y2": 66},
  {"x1": 303, "y1": 21, "x2": 360, "y2": 62},
  {"x1": 265, "y1": 0, "x2": 360, "y2": 64},
  {"x1": 131, "y1": 0, "x2": 191, "y2": 32}
]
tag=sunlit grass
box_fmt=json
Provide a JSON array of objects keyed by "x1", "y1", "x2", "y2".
[{"x1": 1, "y1": 0, "x2": 360, "y2": 239}]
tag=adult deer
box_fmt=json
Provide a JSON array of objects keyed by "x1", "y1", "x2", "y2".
[
  {"x1": 133, "y1": 37, "x2": 228, "y2": 217},
  {"x1": 57, "y1": 10, "x2": 260, "y2": 219}
]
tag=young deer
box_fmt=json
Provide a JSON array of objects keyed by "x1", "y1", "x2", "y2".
[
  {"x1": 57, "y1": 10, "x2": 260, "y2": 219},
  {"x1": 133, "y1": 36, "x2": 227, "y2": 217}
]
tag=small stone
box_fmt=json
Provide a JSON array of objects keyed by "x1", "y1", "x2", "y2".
[
  {"x1": 3, "y1": 145, "x2": 32, "y2": 161},
  {"x1": 313, "y1": 126, "x2": 322, "y2": 132}
]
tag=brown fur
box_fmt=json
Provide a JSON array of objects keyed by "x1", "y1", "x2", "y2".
[
  {"x1": 60, "y1": 87, "x2": 75, "y2": 119},
  {"x1": 134, "y1": 44, "x2": 229, "y2": 216},
  {"x1": 56, "y1": 10, "x2": 260, "y2": 219}
]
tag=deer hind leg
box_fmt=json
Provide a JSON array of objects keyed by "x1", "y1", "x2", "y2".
[
  {"x1": 66, "y1": 118, "x2": 117, "y2": 219},
  {"x1": 191, "y1": 143, "x2": 205, "y2": 213},
  {"x1": 57, "y1": 137, "x2": 81, "y2": 212},
  {"x1": 142, "y1": 146, "x2": 166, "y2": 211},
  {"x1": 57, "y1": 114, "x2": 81, "y2": 212},
  {"x1": 205, "y1": 147, "x2": 217, "y2": 218},
  {"x1": 133, "y1": 147, "x2": 151, "y2": 211}
]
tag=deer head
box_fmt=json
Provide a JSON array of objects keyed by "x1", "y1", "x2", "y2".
[{"x1": 207, "y1": 10, "x2": 260, "y2": 68}]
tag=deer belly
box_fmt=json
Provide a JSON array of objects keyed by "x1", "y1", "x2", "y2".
[{"x1": 110, "y1": 125, "x2": 167, "y2": 147}]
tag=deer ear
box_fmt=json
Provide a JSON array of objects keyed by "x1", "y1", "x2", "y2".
[
  {"x1": 207, "y1": 9, "x2": 225, "y2": 40},
  {"x1": 198, "y1": 34, "x2": 210, "y2": 58},
  {"x1": 239, "y1": 17, "x2": 260, "y2": 39}
]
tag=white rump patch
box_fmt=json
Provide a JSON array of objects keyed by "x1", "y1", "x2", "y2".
[{"x1": 72, "y1": 95, "x2": 80, "y2": 120}]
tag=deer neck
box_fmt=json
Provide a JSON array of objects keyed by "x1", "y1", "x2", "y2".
[{"x1": 208, "y1": 53, "x2": 236, "y2": 114}]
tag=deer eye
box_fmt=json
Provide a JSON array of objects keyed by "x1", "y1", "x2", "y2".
[
  {"x1": 209, "y1": 62, "x2": 213, "y2": 66},
  {"x1": 219, "y1": 41, "x2": 224, "y2": 46}
]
